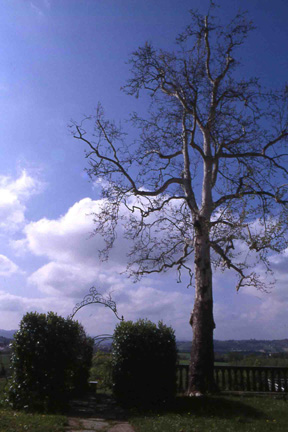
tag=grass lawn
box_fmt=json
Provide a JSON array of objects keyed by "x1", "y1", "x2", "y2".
[
  {"x1": 0, "y1": 379, "x2": 67, "y2": 432},
  {"x1": 130, "y1": 395, "x2": 288, "y2": 432},
  {"x1": 0, "y1": 410, "x2": 67, "y2": 432},
  {"x1": 2, "y1": 377, "x2": 288, "y2": 432}
]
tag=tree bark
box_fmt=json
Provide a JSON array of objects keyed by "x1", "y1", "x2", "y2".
[{"x1": 188, "y1": 218, "x2": 215, "y2": 395}]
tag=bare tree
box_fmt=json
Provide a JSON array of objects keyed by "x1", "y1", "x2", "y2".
[{"x1": 72, "y1": 6, "x2": 288, "y2": 394}]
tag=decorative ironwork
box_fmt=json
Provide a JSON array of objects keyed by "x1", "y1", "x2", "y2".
[
  {"x1": 70, "y1": 286, "x2": 124, "y2": 321},
  {"x1": 93, "y1": 334, "x2": 115, "y2": 350}
]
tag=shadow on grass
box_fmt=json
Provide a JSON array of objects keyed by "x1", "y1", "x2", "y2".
[
  {"x1": 68, "y1": 392, "x2": 267, "y2": 424},
  {"x1": 68, "y1": 392, "x2": 130, "y2": 422},
  {"x1": 130, "y1": 395, "x2": 265, "y2": 420}
]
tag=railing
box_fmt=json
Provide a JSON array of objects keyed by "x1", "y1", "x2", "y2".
[
  {"x1": 177, "y1": 364, "x2": 190, "y2": 393},
  {"x1": 177, "y1": 364, "x2": 288, "y2": 394}
]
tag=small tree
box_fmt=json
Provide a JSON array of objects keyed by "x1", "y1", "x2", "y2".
[
  {"x1": 72, "y1": 4, "x2": 288, "y2": 394},
  {"x1": 112, "y1": 319, "x2": 177, "y2": 407},
  {"x1": 8, "y1": 311, "x2": 93, "y2": 412}
]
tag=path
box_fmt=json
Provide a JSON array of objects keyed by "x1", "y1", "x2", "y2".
[
  {"x1": 66, "y1": 417, "x2": 135, "y2": 431},
  {"x1": 65, "y1": 393, "x2": 136, "y2": 432}
]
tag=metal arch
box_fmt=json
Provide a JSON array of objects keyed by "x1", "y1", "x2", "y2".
[{"x1": 70, "y1": 286, "x2": 124, "y2": 321}]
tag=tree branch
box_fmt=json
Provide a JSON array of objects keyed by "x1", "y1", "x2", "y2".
[
  {"x1": 74, "y1": 124, "x2": 184, "y2": 197},
  {"x1": 213, "y1": 189, "x2": 288, "y2": 209}
]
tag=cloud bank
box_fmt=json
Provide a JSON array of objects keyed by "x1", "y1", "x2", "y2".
[{"x1": 1, "y1": 181, "x2": 288, "y2": 340}]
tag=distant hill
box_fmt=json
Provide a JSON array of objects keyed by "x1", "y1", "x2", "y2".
[
  {"x1": 0, "y1": 335, "x2": 11, "y2": 347},
  {"x1": 2, "y1": 330, "x2": 287, "y2": 354},
  {"x1": 177, "y1": 339, "x2": 288, "y2": 354},
  {"x1": 95, "y1": 339, "x2": 288, "y2": 354},
  {"x1": 0, "y1": 329, "x2": 16, "y2": 339}
]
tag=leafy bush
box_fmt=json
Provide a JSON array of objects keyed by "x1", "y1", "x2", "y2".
[
  {"x1": 112, "y1": 319, "x2": 177, "y2": 407},
  {"x1": 7, "y1": 311, "x2": 93, "y2": 412},
  {"x1": 90, "y1": 350, "x2": 113, "y2": 391}
]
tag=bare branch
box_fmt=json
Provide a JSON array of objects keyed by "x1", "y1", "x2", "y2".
[
  {"x1": 210, "y1": 241, "x2": 267, "y2": 291},
  {"x1": 74, "y1": 123, "x2": 184, "y2": 197},
  {"x1": 143, "y1": 149, "x2": 182, "y2": 160},
  {"x1": 213, "y1": 189, "x2": 288, "y2": 209}
]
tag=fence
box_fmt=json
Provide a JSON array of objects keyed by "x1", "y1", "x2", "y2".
[{"x1": 177, "y1": 364, "x2": 288, "y2": 394}]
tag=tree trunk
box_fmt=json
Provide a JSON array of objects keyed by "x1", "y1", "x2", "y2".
[{"x1": 188, "y1": 218, "x2": 215, "y2": 395}]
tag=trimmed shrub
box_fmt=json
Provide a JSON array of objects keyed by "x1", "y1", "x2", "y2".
[
  {"x1": 7, "y1": 311, "x2": 93, "y2": 412},
  {"x1": 112, "y1": 319, "x2": 177, "y2": 407}
]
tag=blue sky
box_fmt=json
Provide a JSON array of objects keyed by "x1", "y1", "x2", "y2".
[{"x1": 0, "y1": 0, "x2": 288, "y2": 340}]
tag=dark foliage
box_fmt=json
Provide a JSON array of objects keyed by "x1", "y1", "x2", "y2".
[
  {"x1": 7, "y1": 311, "x2": 93, "y2": 412},
  {"x1": 0, "y1": 364, "x2": 5, "y2": 377},
  {"x1": 112, "y1": 319, "x2": 177, "y2": 407}
]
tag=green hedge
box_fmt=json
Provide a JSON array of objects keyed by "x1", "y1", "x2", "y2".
[
  {"x1": 112, "y1": 319, "x2": 177, "y2": 407},
  {"x1": 7, "y1": 311, "x2": 93, "y2": 412}
]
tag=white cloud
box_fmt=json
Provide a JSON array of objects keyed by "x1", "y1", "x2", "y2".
[
  {"x1": 28, "y1": 261, "x2": 108, "y2": 297},
  {"x1": 122, "y1": 285, "x2": 192, "y2": 333},
  {"x1": 0, "y1": 289, "x2": 77, "y2": 330},
  {"x1": 0, "y1": 281, "x2": 193, "y2": 339},
  {"x1": 21, "y1": 198, "x2": 105, "y2": 263},
  {"x1": 14, "y1": 197, "x2": 130, "y2": 297},
  {"x1": 0, "y1": 255, "x2": 21, "y2": 276},
  {"x1": 0, "y1": 170, "x2": 42, "y2": 232},
  {"x1": 235, "y1": 250, "x2": 288, "y2": 338},
  {"x1": 7, "y1": 195, "x2": 194, "y2": 337},
  {"x1": 210, "y1": 249, "x2": 288, "y2": 340},
  {"x1": 7, "y1": 193, "x2": 288, "y2": 340},
  {"x1": 69, "y1": 282, "x2": 193, "y2": 338}
]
